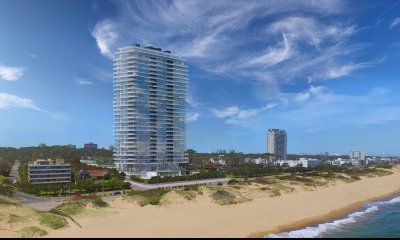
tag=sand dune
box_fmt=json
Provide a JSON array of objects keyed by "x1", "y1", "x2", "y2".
[{"x1": 46, "y1": 173, "x2": 400, "y2": 238}]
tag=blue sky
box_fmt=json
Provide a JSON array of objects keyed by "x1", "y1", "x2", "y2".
[{"x1": 0, "y1": 0, "x2": 400, "y2": 155}]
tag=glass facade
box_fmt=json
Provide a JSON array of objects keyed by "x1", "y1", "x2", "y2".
[
  {"x1": 267, "y1": 129, "x2": 287, "y2": 160},
  {"x1": 113, "y1": 45, "x2": 188, "y2": 177},
  {"x1": 28, "y1": 164, "x2": 71, "y2": 184}
]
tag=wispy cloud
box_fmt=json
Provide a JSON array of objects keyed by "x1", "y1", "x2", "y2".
[
  {"x1": 390, "y1": 17, "x2": 400, "y2": 29},
  {"x1": 76, "y1": 78, "x2": 93, "y2": 86},
  {"x1": 245, "y1": 32, "x2": 293, "y2": 68},
  {"x1": 91, "y1": 0, "x2": 386, "y2": 129},
  {"x1": 322, "y1": 57, "x2": 385, "y2": 79},
  {"x1": 90, "y1": 0, "x2": 374, "y2": 102},
  {"x1": 0, "y1": 93, "x2": 47, "y2": 112},
  {"x1": 212, "y1": 104, "x2": 276, "y2": 124},
  {"x1": 0, "y1": 65, "x2": 25, "y2": 81},
  {"x1": 30, "y1": 54, "x2": 37, "y2": 58},
  {"x1": 187, "y1": 112, "x2": 200, "y2": 122}
]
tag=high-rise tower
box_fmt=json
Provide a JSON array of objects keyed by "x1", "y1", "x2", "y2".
[
  {"x1": 267, "y1": 129, "x2": 287, "y2": 159},
  {"x1": 113, "y1": 44, "x2": 188, "y2": 178}
]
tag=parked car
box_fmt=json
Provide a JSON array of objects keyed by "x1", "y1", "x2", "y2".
[{"x1": 73, "y1": 194, "x2": 81, "y2": 200}]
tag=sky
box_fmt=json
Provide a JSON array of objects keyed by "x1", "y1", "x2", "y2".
[{"x1": 0, "y1": 0, "x2": 400, "y2": 155}]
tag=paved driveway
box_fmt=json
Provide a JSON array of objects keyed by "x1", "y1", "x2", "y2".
[{"x1": 128, "y1": 178, "x2": 230, "y2": 190}]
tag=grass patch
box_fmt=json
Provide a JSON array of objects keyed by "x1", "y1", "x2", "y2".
[
  {"x1": 227, "y1": 179, "x2": 240, "y2": 185},
  {"x1": 269, "y1": 189, "x2": 281, "y2": 197},
  {"x1": 20, "y1": 226, "x2": 48, "y2": 238},
  {"x1": 210, "y1": 190, "x2": 237, "y2": 205},
  {"x1": 53, "y1": 197, "x2": 109, "y2": 216},
  {"x1": 183, "y1": 185, "x2": 199, "y2": 191},
  {"x1": 177, "y1": 190, "x2": 197, "y2": 201},
  {"x1": 8, "y1": 213, "x2": 28, "y2": 224},
  {"x1": 37, "y1": 212, "x2": 68, "y2": 230},
  {"x1": 252, "y1": 177, "x2": 277, "y2": 185},
  {"x1": 350, "y1": 175, "x2": 362, "y2": 181},
  {"x1": 92, "y1": 197, "x2": 109, "y2": 208},
  {"x1": 127, "y1": 190, "x2": 169, "y2": 207},
  {"x1": 54, "y1": 201, "x2": 86, "y2": 216},
  {"x1": 336, "y1": 174, "x2": 355, "y2": 183}
]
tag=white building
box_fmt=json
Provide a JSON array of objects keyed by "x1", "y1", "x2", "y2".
[
  {"x1": 243, "y1": 158, "x2": 267, "y2": 165},
  {"x1": 274, "y1": 158, "x2": 321, "y2": 168},
  {"x1": 211, "y1": 155, "x2": 226, "y2": 165},
  {"x1": 80, "y1": 160, "x2": 98, "y2": 167},
  {"x1": 350, "y1": 151, "x2": 367, "y2": 160}
]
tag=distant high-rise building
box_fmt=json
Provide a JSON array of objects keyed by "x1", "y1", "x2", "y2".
[
  {"x1": 38, "y1": 143, "x2": 47, "y2": 148},
  {"x1": 216, "y1": 149, "x2": 226, "y2": 154},
  {"x1": 66, "y1": 144, "x2": 76, "y2": 149},
  {"x1": 113, "y1": 44, "x2": 188, "y2": 178},
  {"x1": 267, "y1": 129, "x2": 287, "y2": 159},
  {"x1": 84, "y1": 142, "x2": 98, "y2": 150},
  {"x1": 350, "y1": 151, "x2": 366, "y2": 160}
]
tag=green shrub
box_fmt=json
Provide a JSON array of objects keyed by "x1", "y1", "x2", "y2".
[
  {"x1": 20, "y1": 226, "x2": 48, "y2": 238},
  {"x1": 183, "y1": 185, "x2": 199, "y2": 191},
  {"x1": 253, "y1": 177, "x2": 275, "y2": 185},
  {"x1": 129, "y1": 190, "x2": 169, "y2": 207},
  {"x1": 54, "y1": 201, "x2": 86, "y2": 216},
  {"x1": 227, "y1": 179, "x2": 239, "y2": 185},
  {"x1": 37, "y1": 212, "x2": 68, "y2": 230},
  {"x1": 8, "y1": 214, "x2": 27, "y2": 224},
  {"x1": 92, "y1": 197, "x2": 109, "y2": 208},
  {"x1": 210, "y1": 190, "x2": 236, "y2": 205},
  {"x1": 350, "y1": 175, "x2": 362, "y2": 181},
  {"x1": 270, "y1": 189, "x2": 281, "y2": 197},
  {"x1": 375, "y1": 164, "x2": 392, "y2": 169}
]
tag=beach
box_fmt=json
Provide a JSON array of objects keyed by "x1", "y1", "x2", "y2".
[{"x1": 45, "y1": 172, "x2": 400, "y2": 238}]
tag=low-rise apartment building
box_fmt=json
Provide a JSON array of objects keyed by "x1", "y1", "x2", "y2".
[{"x1": 28, "y1": 159, "x2": 71, "y2": 185}]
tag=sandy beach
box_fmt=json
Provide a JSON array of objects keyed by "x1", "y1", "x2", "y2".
[{"x1": 45, "y1": 172, "x2": 400, "y2": 238}]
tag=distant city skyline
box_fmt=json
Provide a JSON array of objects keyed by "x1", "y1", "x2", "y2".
[{"x1": 1, "y1": 0, "x2": 400, "y2": 155}]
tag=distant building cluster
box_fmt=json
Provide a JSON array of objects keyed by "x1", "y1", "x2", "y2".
[
  {"x1": 210, "y1": 155, "x2": 226, "y2": 165},
  {"x1": 329, "y1": 156, "x2": 398, "y2": 166},
  {"x1": 274, "y1": 158, "x2": 322, "y2": 168},
  {"x1": 80, "y1": 159, "x2": 115, "y2": 169},
  {"x1": 349, "y1": 151, "x2": 367, "y2": 160},
  {"x1": 84, "y1": 142, "x2": 98, "y2": 150},
  {"x1": 243, "y1": 158, "x2": 267, "y2": 165}
]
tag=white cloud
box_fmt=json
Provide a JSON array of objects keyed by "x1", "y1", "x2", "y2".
[
  {"x1": 0, "y1": 65, "x2": 25, "y2": 81},
  {"x1": 91, "y1": 0, "x2": 381, "y2": 112},
  {"x1": 30, "y1": 54, "x2": 37, "y2": 58},
  {"x1": 90, "y1": 19, "x2": 119, "y2": 59},
  {"x1": 187, "y1": 112, "x2": 200, "y2": 122},
  {"x1": 246, "y1": 32, "x2": 293, "y2": 68},
  {"x1": 324, "y1": 58, "x2": 385, "y2": 79},
  {"x1": 390, "y1": 17, "x2": 400, "y2": 29},
  {"x1": 76, "y1": 78, "x2": 93, "y2": 86},
  {"x1": 0, "y1": 93, "x2": 46, "y2": 112},
  {"x1": 91, "y1": 0, "x2": 347, "y2": 61},
  {"x1": 212, "y1": 104, "x2": 276, "y2": 124}
]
